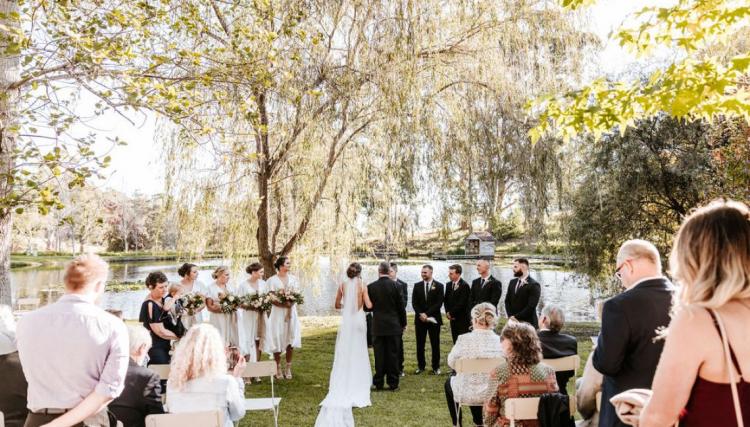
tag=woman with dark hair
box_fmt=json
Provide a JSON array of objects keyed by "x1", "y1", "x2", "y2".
[
  {"x1": 177, "y1": 263, "x2": 208, "y2": 329},
  {"x1": 483, "y1": 321, "x2": 558, "y2": 427},
  {"x1": 237, "y1": 262, "x2": 268, "y2": 365},
  {"x1": 264, "y1": 256, "x2": 302, "y2": 379},
  {"x1": 315, "y1": 262, "x2": 372, "y2": 427},
  {"x1": 139, "y1": 271, "x2": 179, "y2": 364}
]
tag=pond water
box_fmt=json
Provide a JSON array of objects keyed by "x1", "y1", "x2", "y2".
[{"x1": 10, "y1": 258, "x2": 599, "y2": 321}]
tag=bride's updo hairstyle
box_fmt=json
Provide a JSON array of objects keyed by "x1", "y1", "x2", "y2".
[
  {"x1": 470, "y1": 302, "x2": 498, "y2": 330},
  {"x1": 346, "y1": 263, "x2": 362, "y2": 279}
]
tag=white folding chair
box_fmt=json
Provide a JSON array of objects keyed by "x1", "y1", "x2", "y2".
[
  {"x1": 242, "y1": 361, "x2": 281, "y2": 427},
  {"x1": 452, "y1": 358, "x2": 503, "y2": 422},
  {"x1": 505, "y1": 397, "x2": 540, "y2": 427},
  {"x1": 596, "y1": 391, "x2": 602, "y2": 411},
  {"x1": 145, "y1": 410, "x2": 222, "y2": 427},
  {"x1": 1, "y1": 410, "x2": 5, "y2": 427},
  {"x1": 149, "y1": 364, "x2": 171, "y2": 381},
  {"x1": 542, "y1": 355, "x2": 580, "y2": 415}
]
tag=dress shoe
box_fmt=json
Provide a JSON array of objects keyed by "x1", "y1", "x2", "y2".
[
  {"x1": 400, "y1": 371, "x2": 405, "y2": 377},
  {"x1": 414, "y1": 368, "x2": 424, "y2": 374},
  {"x1": 371, "y1": 385, "x2": 384, "y2": 391},
  {"x1": 433, "y1": 368, "x2": 442, "y2": 375}
]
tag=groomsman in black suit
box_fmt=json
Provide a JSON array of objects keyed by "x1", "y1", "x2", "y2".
[
  {"x1": 504, "y1": 258, "x2": 541, "y2": 328},
  {"x1": 389, "y1": 262, "x2": 409, "y2": 376},
  {"x1": 443, "y1": 264, "x2": 471, "y2": 343},
  {"x1": 470, "y1": 259, "x2": 502, "y2": 309},
  {"x1": 411, "y1": 265, "x2": 444, "y2": 375},
  {"x1": 366, "y1": 262, "x2": 407, "y2": 391}
]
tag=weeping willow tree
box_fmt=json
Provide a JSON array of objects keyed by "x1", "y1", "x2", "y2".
[{"x1": 418, "y1": 0, "x2": 597, "y2": 242}]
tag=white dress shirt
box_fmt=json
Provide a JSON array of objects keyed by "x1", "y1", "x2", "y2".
[{"x1": 16, "y1": 293, "x2": 129, "y2": 411}]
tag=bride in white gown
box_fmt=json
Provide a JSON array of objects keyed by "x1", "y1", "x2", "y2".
[{"x1": 315, "y1": 262, "x2": 373, "y2": 427}]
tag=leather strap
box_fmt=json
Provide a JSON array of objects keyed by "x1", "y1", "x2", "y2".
[{"x1": 711, "y1": 308, "x2": 745, "y2": 427}]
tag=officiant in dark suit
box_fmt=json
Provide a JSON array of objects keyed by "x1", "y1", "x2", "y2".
[
  {"x1": 470, "y1": 259, "x2": 502, "y2": 308},
  {"x1": 412, "y1": 265, "x2": 444, "y2": 375},
  {"x1": 365, "y1": 262, "x2": 407, "y2": 390},
  {"x1": 504, "y1": 258, "x2": 541, "y2": 328},
  {"x1": 443, "y1": 264, "x2": 471, "y2": 343},
  {"x1": 389, "y1": 262, "x2": 409, "y2": 376}
]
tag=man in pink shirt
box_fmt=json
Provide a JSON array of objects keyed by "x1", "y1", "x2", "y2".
[{"x1": 16, "y1": 254, "x2": 128, "y2": 427}]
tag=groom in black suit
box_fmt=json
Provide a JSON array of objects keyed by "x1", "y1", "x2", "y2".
[
  {"x1": 443, "y1": 264, "x2": 471, "y2": 343},
  {"x1": 365, "y1": 262, "x2": 407, "y2": 390},
  {"x1": 504, "y1": 258, "x2": 541, "y2": 328},
  {"x1": 412, "y1": 264, "x2": 444, "y2": 374}
]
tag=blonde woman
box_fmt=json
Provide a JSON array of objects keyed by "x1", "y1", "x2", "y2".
[
  {"x1": 205, "y1": 266, "x2": 239, "y2": 347},
  {"x1": 237, "y1": 262, "x2": 268, "y2": 364},
  {"x1": 166, "y1": 324, "x2": 246, "y2": 427},
  {"x1": 264, "y1": 256, "x2": 302, "y2": 379},
  {"x1": 641, "y1": 200, "x2": 750, "y2": 427},
  {"x1": 445, "y1": 303, "x2": 503, "y2": 427}
]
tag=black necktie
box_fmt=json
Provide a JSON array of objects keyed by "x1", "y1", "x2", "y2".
[
  {"x1": 425, "y1": 282, "x2": 429, "y2": 299},
  {"x1": 453, "y1": 282, "x2": 458, "y2": 291},
  {"x1": 481, "y1": 278, "x2": 486, "y2": 289}
]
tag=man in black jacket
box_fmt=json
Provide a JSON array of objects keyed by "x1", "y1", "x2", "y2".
[
  {"x1": 470, "y1": 259, "x2": 502, "y2": 309},
  {"x1": 593, "y1": 240, "x2": 673, "y2": 427},
  {"x1": 389, "y1": 262, "x2": 409, "y2": 376},
  {"x1": 366, "y1": 262, "x2": 407, "y2": 390},
  {"x1": 412, "y1": 264, "x2": 444, "y2": 374},
  {"x1": 110, "y1": 326, "x2": 164, "y2": 427},
  {"x1": 505, "y1": 258, "x2": 542, "y2": 328},
  {"x1": 444, "y1": 264, "x2": 471, "y2": 343},
  {"x1": 537, "y1": 305, "x2": 578, "y2": 394}
]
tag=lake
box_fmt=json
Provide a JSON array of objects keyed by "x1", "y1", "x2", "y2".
[{"x1": 10, "y1": 257, "x2": 600, "y2": 321}]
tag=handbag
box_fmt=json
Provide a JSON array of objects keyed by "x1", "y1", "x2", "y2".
[{"x1": 610, "y1": 308, "x2": 745, "y2": 427}]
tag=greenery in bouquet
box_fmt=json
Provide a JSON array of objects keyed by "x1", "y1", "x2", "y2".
[
  {"x1": 218, "y1": 292, "x2": 241, "y2": 314},
  {"x1": 179, "y1": 293, "x2": 205, "y2": 316},
  {"x1": 240, "y1": 293, "x2": 272, "y2": 312},
  {"x1": 269, "y1": 288, "x2": 304, "y2": 306}
]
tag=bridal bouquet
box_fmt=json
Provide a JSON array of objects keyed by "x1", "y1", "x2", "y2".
[
  {"x1": 218, "y1": 292, "x2": 241, "y2": 314},
  {"x1": 240, "y1": 293, "x2": 272, "y2": 312},
  {"x1": 179, "y1": 293, "x2": 205, "y2": 316},
  {"x1": 269, "y1": 288, "x2": 305, "y2": 306}
]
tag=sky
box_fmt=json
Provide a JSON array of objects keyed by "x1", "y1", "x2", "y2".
[{"x1": 92, "y1": 0, "x2": 674, "y2": 200}]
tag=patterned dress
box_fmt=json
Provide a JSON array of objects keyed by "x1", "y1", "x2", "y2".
[{"x1": 483, "y1": 357, "x2": 559, "y2": 427}]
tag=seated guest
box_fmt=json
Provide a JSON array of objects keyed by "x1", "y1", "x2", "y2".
[
  {"x1": 484, "y1": 321, "x2": 558, "y2": 427},
  {"x1": 226, "y1": 346, "x2": 246, "y2": 389},
  {"x1": 0, "y1": 305, "x2": 28, "y2": 427},
  {"x1": 537, "y1": 305, "x2": 578, "y2": 394},
  {"x1": 16, "y1": 254, "x2": 129, "y2": 427},
  {"x1": 166, "y1": 324, "x2": 246, "y2": 427},
  {"x1": 445, "y1": 303, "x2": 503, "y2": 427},
  {"x1": 109, "y1": 326, "x2": 165, "y2": 427},
  {"x1": 575, "y1": 352, "x2": 603, "y2": 427}
]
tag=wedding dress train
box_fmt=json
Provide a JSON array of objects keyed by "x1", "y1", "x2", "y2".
[{"x1": 314, "y1": 278, "x2": 372, "y2": 427}]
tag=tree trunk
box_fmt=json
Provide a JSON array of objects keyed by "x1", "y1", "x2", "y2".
[{"x1": 0, "y1": 0, "x2": 21, "y2": 305}]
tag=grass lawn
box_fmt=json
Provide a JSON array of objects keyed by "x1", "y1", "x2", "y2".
[{"x1": 241, "y1": 318, "x2": 598, "y2": 426}]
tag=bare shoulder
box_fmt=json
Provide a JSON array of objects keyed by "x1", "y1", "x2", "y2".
[{"x1": 667, "y1": 305, "x2": 714, "y2": 344}]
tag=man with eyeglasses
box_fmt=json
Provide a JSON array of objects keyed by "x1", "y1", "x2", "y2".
[{"x1": 593, "y1": 240, "x2": 673, "y2": 427}]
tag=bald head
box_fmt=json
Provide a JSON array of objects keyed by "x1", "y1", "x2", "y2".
[
  {"x1": 616, "y1": 239, "x2": 662, "y2": 289},
  {"x1": 476, "y1": 259, "x2": 490, "y2": 277}
]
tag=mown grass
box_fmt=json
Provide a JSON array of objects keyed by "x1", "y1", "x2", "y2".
[{"x1": 241, "y1": 318, "x2": 599, "y2": 427}]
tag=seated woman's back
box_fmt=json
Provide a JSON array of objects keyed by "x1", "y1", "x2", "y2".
[
  {"x1": 484, "y1": 322, "x2": 559, "y2": 427},
  {"x1": 167, "y1": 374, "x2": 244, "y2": 425}
]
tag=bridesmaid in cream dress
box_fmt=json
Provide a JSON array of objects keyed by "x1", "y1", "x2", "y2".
[
  {"x1": 177, "y1": 262, "x2": 208, "y2": 330},
  {"x1": 205, "y1": 266, "x2": 239, "y2": 347},
  {"x1": 237, "y1": 262, "x2": 268, "y2": 364},
  {"x1": 264, "y1": 256, "x2": 302, "y2": 379}
]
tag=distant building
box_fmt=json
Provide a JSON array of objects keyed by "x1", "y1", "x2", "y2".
[{"x1": 465, "y1": 232, "x2": 496, "y2": 258}]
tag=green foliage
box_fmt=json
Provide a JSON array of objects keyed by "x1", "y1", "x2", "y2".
[
  {"x1": 532, "y1": 0, "x2": 750, "y2": 142},
  {"x1": 562, "y1": 115, "x2": 749, "y2": 277},
  {"x1": 492, "y1": 214, "x2": 523, "y2": 242}
]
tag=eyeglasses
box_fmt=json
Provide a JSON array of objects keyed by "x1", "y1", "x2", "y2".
[{"x1": 614, "y1": 258, "x2": 638, "y2": 280}]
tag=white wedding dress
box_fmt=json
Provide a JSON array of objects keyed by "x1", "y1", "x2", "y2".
[{"x1": 314, "y1": 278, "x2": 372, "y2": 427}]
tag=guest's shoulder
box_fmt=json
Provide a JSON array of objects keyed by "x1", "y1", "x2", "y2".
[
  {"x1": 532, "y1": 362, "x2": 557, "y2": 380},
  {"x1": 493, "y1": 356, "x2": 511, "y2": 383}
]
